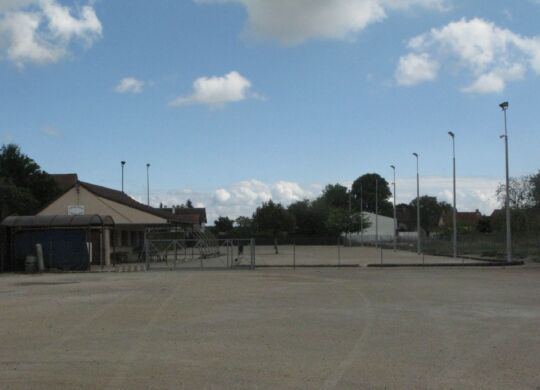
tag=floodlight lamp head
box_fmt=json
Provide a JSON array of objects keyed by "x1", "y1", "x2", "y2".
[
  {"x1": 390, "y1": 165, "x2": 395, "y2": 169},
  {"x1": 500, "y1": 134, "x2": 506, "y2": 139},
  {"x1": 499, "y1": 101, "x2": 509, "y2": 110},
  {"x1": 121, "y1": 161, "x2": 126, "y2": 166},
  {"x1": 146, "y1": 163, "x2": 150, "y2": 168},
  {"x1": 413, "y1": 153, "x2": 418, "y2": 158},
  {"x1": 448, "y1": 131, "x2": 455, "y2": 138}
]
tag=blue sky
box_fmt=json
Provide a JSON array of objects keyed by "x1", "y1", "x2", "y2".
[{"x1": 1, "y1": 0, "x2": 539, "y2": 222}]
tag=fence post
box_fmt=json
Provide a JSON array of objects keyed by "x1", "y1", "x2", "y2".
[
  {"x1": 145, "y1": 230, "x2": 150, "y2": 271},
  {"x1": 250, "y1": 238, "x2": 255, "y2": 270},
  {"x1": 174, "y1": 239, "x2": 178, "y2": 269},
  {"x1": 337, "y1": 237, "x2": 341, "y2": 266},
  {"x1": 225, "y1": 240, "x2": 229, "y2": 268},
  {"x1": 200, "y1": 242, "x2": 204, "y2": 269},
  {"x1": 229, "y1": 240, "x2": 232, "y2": 268},
  {"x1": 100, "y1": 228, "x2": 104, "y2": 271},
  {"x1": 293, "y1": 240, "x2": 296, "y2": 269}
]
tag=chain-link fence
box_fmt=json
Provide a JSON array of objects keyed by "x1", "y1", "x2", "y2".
[
  {"x1": 115, "y1": 236, "x2": 255, "y2": 271},
  {"x1": 384, "y1": 233, "x2": 540, "y2": 261}
]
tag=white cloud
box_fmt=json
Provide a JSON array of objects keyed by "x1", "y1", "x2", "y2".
[
  {"x1": 460, "y1": 64, "x2": 525, "y2": 94},
  {"x1": 169, "y1": 71, "x2": 253, "y2": 108},
  {"x1": 40, "y1": 0, "x2": 101, "y2": 42},
  {"x1": 395, "y1": 176, "x2": 501, "y2": 214},
  {"x1": 0, "y1": 0, "x2": 102, "y2": 66},
  {"x1": 396, "y1": 53, "x2": 439, "y2": 86},
  {"x1": 396, "y1": 18, "x2": 540, "y2": 93},
  {"x1": 135, "y1": 179, "x2": 315, "y2": 223},
  {"x1": 273, "y1": 181, "x2": 312, "y2": 203},
  {"x1": 196, "y1": 0, "x2": 446, "y2": 45},
  {"x1": 0, "y1": 1, "x2": 35, "y2": 13},
  {"x1": 41, "y1": 126, "x2": 61, "y2": 138},
  {"x1": 132, "y1": 175, "x2": 502, "y2": 224},
  {"x1": 115, "y1": 77, "x2": 145, "y2": 94},
  {"x1": 214, "y1": 188, "x2": 231, "y2": 203}
]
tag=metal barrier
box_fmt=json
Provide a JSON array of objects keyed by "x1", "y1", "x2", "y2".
[{"x1": 142, "y1": 236, "x2": 255, "y2": 271}]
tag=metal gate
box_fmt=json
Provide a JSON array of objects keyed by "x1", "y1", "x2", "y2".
[{"x1": 143, "y1": 236, "x2": 255, "y2": 270}]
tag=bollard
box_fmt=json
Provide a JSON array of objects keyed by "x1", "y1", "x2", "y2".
[
  {"x1": 293, "y1": 241, "x2": 296, "y2": 269},
  {"x1": 337, "y1": 237, "x2": 341, "y2": 266},
  {"x1": 250, "y1": 238, "x2": 255, "y2": 270},
  {"x1": 36, "y1": 243, "x2": 45, "y2": 272}
]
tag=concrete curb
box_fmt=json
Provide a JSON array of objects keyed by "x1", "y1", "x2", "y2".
[
  {"x1": 367, "y1": 261, "x2": 524, "y2": 268},
  {"x1": 252, "y1": 264, "x2": 360, "y2": 268}
]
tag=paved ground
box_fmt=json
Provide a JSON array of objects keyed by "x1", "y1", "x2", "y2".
[
  {"x1": 253, "y1": 245, "x2": 484, "y2": 267},
  {"x1": 1, "y1": 264, "x2": 539, "y2": 389}
]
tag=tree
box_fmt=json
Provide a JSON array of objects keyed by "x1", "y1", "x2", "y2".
[
  {"x1": 351, "y1": 173, "x2": 393, "y2": 216},
  {"x1": 287, "y1": 199, "x2": 326, "y2": 235},
  {"x1": 529, "y1": 171, "x2": 540, "y2": 206},
  {"x1": 214, "y1": 216, "x2": 234, "y2": 234},
  {"x1": 409, "y1": 196, "x2": 451, "y2": 237},
  {"x1": 476, "y1": 216, "x2": 492, "y2": 233},
  {"x1": 496, "y1": 176, "x2": 535, "y2": 210},
  {"x1": 325, "y1": 208, "x2": 369, "y2": 236},
  {"x1": 235, "y1": 216, "x2": 253, "y2": 236},
  {"x1": 0, "y1": 180, "x2": 39, "y2": 219},
  {"x1": 396, "y1": 203, "x2": 414, "y2": 231},
  {"x1": 253, "y1": 200, "x2": 295, "y2": 253},
  {"x1": 185, "y1": 199, "x2": 194, "y2": 208},
  {"x1": 320, "y1": 184, "x2": 349, "y2": 209},
  {"x1": 0, "y1": 144, "x2": 60, "y2": 218}
]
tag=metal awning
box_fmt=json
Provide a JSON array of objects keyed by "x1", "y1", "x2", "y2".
[{"x1": 1, "y1": 215, "x2": 115, "y2": 228}]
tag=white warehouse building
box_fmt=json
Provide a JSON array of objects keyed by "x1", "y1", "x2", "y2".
[{"x1": 346, "y1": 212, "x2": 396, "y2": 244}]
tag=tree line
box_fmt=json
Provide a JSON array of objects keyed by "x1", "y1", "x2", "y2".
[
  {"x1": 212, "y1": 172, "x2": 540, "y2": 239},
  {"x1": 1, "y1": 143, "x2": 539, "y2": 236},
  {"x1": 212, "y1": 173, "x2": 455, "y2": 239},
  {"x1": 0, "y1": 144, "x2": 60, "y2": 220}
]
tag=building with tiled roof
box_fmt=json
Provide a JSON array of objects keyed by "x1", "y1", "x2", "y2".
[{"x1": 36, "y1": 174, "x2": 206, "y2": 266}]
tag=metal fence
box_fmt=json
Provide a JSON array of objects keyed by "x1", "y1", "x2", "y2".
[
  {"x1": 132, "y1": 237, "x2": 255, "y2": 271},
  {"x1": 385, "y1": 233, "x2": 540, "y2": 261}
]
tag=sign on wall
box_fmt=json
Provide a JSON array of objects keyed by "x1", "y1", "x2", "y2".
[{"x1": 68, "y1": 205, "x2": 85, "y2": 216}]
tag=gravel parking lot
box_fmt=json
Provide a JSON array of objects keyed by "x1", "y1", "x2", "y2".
[{"x1": 1, "y1": 263, "x2": 539, "y2": 389}]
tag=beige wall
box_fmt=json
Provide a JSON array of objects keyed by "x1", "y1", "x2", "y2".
[{"x1": 39, "y1": 186, "x2": 167, "y2": 225}]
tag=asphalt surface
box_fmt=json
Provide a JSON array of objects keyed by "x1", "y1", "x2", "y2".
[{"x1": 1, "y1": 264, "x2": 539, "y2": 389}]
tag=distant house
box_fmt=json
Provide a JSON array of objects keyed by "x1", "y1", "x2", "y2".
[
  {"x1": 439, "y1": 209, "x2": 482, "y2": 231},
  {"x1": 159, "y1": 206, "x2": 207, "y2": 226},
  {"x1": 34, "y1": 174, "x2": 206, "y2": 265}
]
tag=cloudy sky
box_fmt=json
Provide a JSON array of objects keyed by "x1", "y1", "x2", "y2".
[{"x1": 1, "y1": 0, "x2": 539, "y2": 222}]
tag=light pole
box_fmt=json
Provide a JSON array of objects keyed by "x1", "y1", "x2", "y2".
[
  {"x1": 448, "y1": 131, "x2": 457, "y2": 259},
  {"x1": 413, "y1": 153, "x2": 421, "y2": 254},
  {"x1": 360, "y1": 182, "x2": 364, "y2": 246},
  {"x1": 121, "y1": 161, "x2": 126, "y2": 193},
  {"x1": 348, "y1": 190, "x2": 352, "y2": 243},
  {"x1": 375, "y1": 177, "x2": 379, "y2": 248},
  {"x1": 499, "y1": 101, "x2": 511, "y2": 263},
  {"x1": 146, "y1": 163, "x2": 151, "y2": 206},
  {"x1": 390, "y1": 165, "x2": 397, "y2": 252}
]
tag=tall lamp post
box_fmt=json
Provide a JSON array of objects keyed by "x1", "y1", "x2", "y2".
[
  {"x1": 390, "y1": 165, "x2": 397, "y2": 252},
  {"x1": 499, "y1": 101, "x2": 511, "y2": 263},
  {"x1": 375, "y1": 177, "x2": 379, "y2": 248},
  {"x1": 121, "y1": 161, "x2": 126, "y2": 193},
  {"x1": 146, "y1": 163, "x2": 151, "y2": 206},
  {"x1": 413, "y1": 153, "x2": 421, "y2": 254},
  {"x1": 360, "y1": 182, "x2": 364, "y2": 246},
  {"x1": 448, "y1": 131, "x2": 457, "y2": 259}
]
